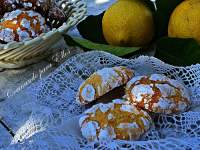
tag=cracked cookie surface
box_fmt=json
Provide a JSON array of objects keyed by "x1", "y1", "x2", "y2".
[
  {"x1": 77, "y1": 66, "x2": 134, "y2": 105},
  {"x1": 0, "y1": 9, "x2": 49, "y2": 42},
  {"x1": 125, "y1": 74, "x2": 191, "y2": 114},
  {"x1": 79, "y1": 99, "x2": 152, "y2": 141}
]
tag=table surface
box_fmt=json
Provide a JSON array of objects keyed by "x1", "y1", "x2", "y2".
[
  {"x1": 0, "y1": 40, "x2": 83, "y2": 148},
  {"x1": 0, "y1": 38, "x2": 82, "y2": 100},
  {"x1": 0, "y1": 0, "x2": 179, "y2": 148}
]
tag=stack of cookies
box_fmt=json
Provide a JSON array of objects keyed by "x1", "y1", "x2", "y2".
[{"x1": 76, "y1": 66, "x2": 191, "y2": 142}]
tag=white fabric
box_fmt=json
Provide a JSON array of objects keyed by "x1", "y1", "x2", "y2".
[
  {"x1": 1, "y1": 51, "x2": 200, "y2": 149},
  {"x1": 86, "y1": 0, "x2": 116, "y2": 15}
]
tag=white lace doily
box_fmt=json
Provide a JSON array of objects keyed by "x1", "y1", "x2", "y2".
[{"x1": 1, "y1": 51, "x2": 200, "y2": 149}]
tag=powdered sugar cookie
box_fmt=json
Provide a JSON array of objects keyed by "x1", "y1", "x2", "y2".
[
  {"x1": 125, "y1": 74, "x2": 191, "y2": 114},
  {"x1": 16, "y1": 0, "x2": 51, "y2": 13},
  {"x1": 79, "y1": 99, "x2": 152, "y2": 141},
  {"x1": 76, "y1": 66, "x2": 134, "y2": 105},
  {"x1": 0, "y1": 0, "x2": 16, "y2": 17},
  {"x1": 0, "y1": 9, "x2": 49, "y2": 42},
  {"x1": 47, "y1": 6, "x2": 66, "y2": 28}
]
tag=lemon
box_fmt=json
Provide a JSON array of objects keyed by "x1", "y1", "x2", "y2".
[
  {"x1": 102, "y1": 0, "x2": 154, "y2": 47},
  {"x1": 168, "y1": 0, "x2": 200, "y2": 43}
]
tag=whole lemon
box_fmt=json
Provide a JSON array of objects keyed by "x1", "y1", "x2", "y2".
[
  {"x1": 168, "y1": 0, "x2": 200, "y2": 43},
  {"x1": 102, "y1": 0, "x2": 154, "y2": 47}
]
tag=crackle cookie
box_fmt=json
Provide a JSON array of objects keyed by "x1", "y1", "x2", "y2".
[
  {"x1": 79, "y1": 99, "x2": 152, "y2": 141},
  {"x1": 76, "y1": 66, "x2": 134, "y2": 105},
  {"x1": 0, "y1": 0, "x2": 16, "y2": 17},
  {"x1": 47, "y1": 6, "x2": 67, "y2": 28},
  {"x1": 125, "y1": 74, "x2": 191, "y2": 114},
  {"x1": 0, "y1": 9, "x2": 49, "y2": 42},
  {"x1": 16, "y1": 0, "x2": 51, "y2": 13}
]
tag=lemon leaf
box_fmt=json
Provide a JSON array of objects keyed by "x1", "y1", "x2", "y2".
[
  {"x1": 155, "y1": 37, "x2": 200, "y2": 66},
  {"x1": 77, "y1": 12, "x2": 107, "y2": 44},
  {"x1": 63, "y1": 35, "x2": 141, "y2": 57},
  {"x1": 155, "y1": 0, "x2": 183, "y2": 38},
  {"x1": 142, "y1": 0, "x2": 156, "y2": 12}
]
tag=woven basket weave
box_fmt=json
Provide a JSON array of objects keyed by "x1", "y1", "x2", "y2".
[{"x1": 0, "y1": 0, "x2": 87, "y2": 68}]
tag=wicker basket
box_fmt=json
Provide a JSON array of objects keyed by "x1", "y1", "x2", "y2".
[{"x1": 0, "y1": 0, "x2": 87, "y2": 68}]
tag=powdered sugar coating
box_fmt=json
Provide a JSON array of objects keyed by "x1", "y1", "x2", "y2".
[
  {"x1": 131, "y1": 84, "x2": 154, "y2": 103},
  {"x1": 126, "y1": 76, "x2": 144, "y2": 87},
  {"x1": 113, "y1": 99, "x2": 125, "y2": 104},
  {"x1": 81, "y1": 121, "x2": 100, "y2": 142},
  {"x1": 98, "y1": 103, "x2": 111, "y2": 113},
  {"x1": 98, "y1": 127, "x2": 116, "y2": 140},
  {"x1": 79, "y1": 115, "x2": 89, "y2": 127},
  {"x1": 120, "y1": 104, "x2": 139, "y2": 114},
  {"x1": 0, "y1": 9, "x2": 49, "y2": 42},
  {"x1": 117, "y1": 122, "x2": 139, "y2": 129},
  {"x1": 81, "y1": 84, "x2": 95, "y2": 102},
  {"x1": 79, "y1": 99, "x2": 152, "y2": 141},
  {"x1": 17, "y1": 29, "x2": 31, "y2": 41},
  {"x1": 107, "y1": 113, "x2": 114, "y2": 120},
  {"x1": 126, "y1": 74, "x2": 191, "y2": 114},
  {"x1": 21, "y1": 18, "x2": 31, "y2": 28},
  {"x1": 77, "y1": 66, "x2": 134, "y2": 105},
  {"x1": 0, "y1": 28, "x2": 15, "y2": 42}
]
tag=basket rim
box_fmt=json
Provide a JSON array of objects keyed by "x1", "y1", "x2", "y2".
[{"x1": 0, "y1": 0, "x2": 87, "y2": 50}]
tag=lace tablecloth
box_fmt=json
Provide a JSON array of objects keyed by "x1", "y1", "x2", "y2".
[
  {"x1": 1, "y1": 0, "x2": 200, "y2": 149},
  {"x1": 0, "y1": 51, "x2": 200, "y2": 149}
]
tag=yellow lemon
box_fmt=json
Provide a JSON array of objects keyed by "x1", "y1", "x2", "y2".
[
  {"x1": 168, "y1": 0, "x2": 200, "y2": 43},
  {"x1": 102, "y1": 0, "x2": 154, "y2": 47}
]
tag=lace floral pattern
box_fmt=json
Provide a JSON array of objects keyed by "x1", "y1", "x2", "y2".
[{"x1": 1, "y1": 51, "x2": 200, "y2": 149}]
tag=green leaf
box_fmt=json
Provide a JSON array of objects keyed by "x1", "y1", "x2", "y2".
[
  {"x1": 142, "y1": 0, "x2": 156, "y2": 13},
  {"x1": 155, "y1": 0, "x2": 183, "y2": 38},
  {"x1": 77, "y1": 12, "x2": 107, "y2": 44},
  {"x1": 155, "y1": 37, "x2": 200, "y2": 66},
  {"x1": 63, "y1": 35, "x2": 141, "y2": 57}
]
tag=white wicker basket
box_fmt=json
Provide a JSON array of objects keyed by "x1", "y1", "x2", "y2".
[{"x1": 0, "y1": 0, "x2": 87, "y2": 68}]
